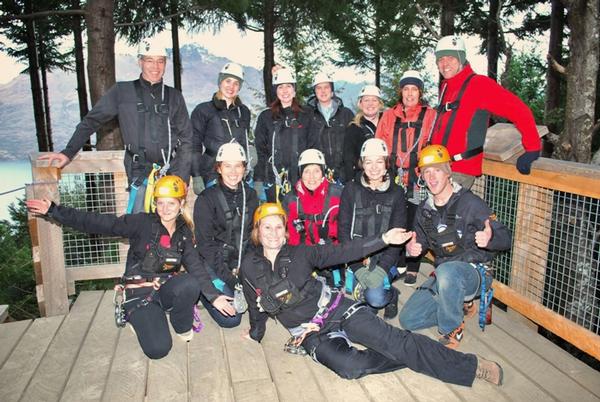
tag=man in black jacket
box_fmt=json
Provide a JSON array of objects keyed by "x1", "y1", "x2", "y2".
[
  {"x1": 308, "y1": 72, "x2": 355, "y2": 183},
  {"x1": 399, "y1": 145, "x2": 511, "y2": 349},
  {"x1": 39, "y1": 37, "x2": 193, "y2": 213}
]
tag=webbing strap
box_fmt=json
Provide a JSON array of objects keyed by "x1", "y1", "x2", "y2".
[{"x1": 440, "y1": 74, "x2": 475, "y2": 146}]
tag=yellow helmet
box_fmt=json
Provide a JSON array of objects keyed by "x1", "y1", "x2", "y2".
[
  {"x1": 153, "y1": 175, "x2": 187, "y2": 199},
  {"x1": 253, "y1": 202, "x2": 287, "y2": 225},
  {"x1": 418, "y1": 145, "x2": 452, "y2": 168}
]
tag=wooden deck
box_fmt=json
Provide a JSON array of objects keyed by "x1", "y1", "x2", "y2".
[{"x1": 1, "y1": 265, "x2": 599, "y2": 402}]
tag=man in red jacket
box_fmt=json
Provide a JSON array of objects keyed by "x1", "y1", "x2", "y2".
[{"x1": 430, "y1": 35, "x2": 542, "y2": 189}]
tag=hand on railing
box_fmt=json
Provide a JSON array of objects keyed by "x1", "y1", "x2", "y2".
[
  {"x1": 38, "y1": 152, "x2": 71, "y2": 168},
  {"x1": 26, "y1": 199, "x2": 52, "y2": 215},
  {"x1": 475, "y1": 219, "x2": 493, "y2": 248},
  {"x1": 406, "y1": 232, "x2": 423, "y2": 256}
]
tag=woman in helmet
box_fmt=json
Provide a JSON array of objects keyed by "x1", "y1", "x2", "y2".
[
  {"x1": 193, "y1": 142, "x2": 258, "y2": 327},
  {"x1": 239, "y1": 203, "x2": 503, "y2": 386},
  {"x1": 337, "y1": 138, "x2": 407, "y2": 320},
  {"x1": 375, "y1": 70, "x2": 436, "y2": 286},
  {"x1": 26, "y1": 176, "x2": 235, "y2": 359},
  {"x1": 253, "y1": 67, "x2": 319, "y2": 203},
  {"x1": 190, "y1": 62, "x2": 253, "y2": 194},
  {"x1": 343, "y1": 85, "x2": 384, "y2": 181}
]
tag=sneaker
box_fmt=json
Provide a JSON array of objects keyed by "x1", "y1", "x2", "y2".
[
  {"x1": 404, "y1": 272, "x2": 418, "y2": 287},
  {"x1": 383, "y1": 288, "x2": 399, "y2": 320},
  {"x1": 177, "y1": 329, "x2": 194, "y2": 342},
  {"x1": 476, "y1": 356, "x2": 504, "y2": 385},
  {"x1": 438, "y1": 322, "x2": 465, "y2": 349},
  {"x1": 463, "y1": 301, "x2": 477, "y2": 319}
]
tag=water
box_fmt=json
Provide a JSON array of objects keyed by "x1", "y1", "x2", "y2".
[{"x1": 0, "y1": 160, "x2": 31, "y2": 222}]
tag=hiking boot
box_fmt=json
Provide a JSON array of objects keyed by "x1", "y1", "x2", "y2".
[
  {"x1": 476, "y1": 356, "x2": 504, "y2": 385},
  {"x1": 177, "y1": 329, "x2": 194, "y2": 342},
  {"x1": 463, "y1": 301, "x2": 477, "y2": 319},
  {"x1": 438, "y1": 322, "x2": 465, "y2": 349},
  {"x1": 404, "y1": 272, "x2": 418, "y2": 287},
  {"x1": 383, "y1": 288, "x2": 399, "y2": 320}
]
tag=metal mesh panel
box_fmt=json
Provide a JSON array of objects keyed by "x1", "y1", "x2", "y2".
[
  {"x1": 59, "y1": 173, "x2": 129, "y2": 268},
  {"x1": 473, "y1": 174, "x2": 600, "y2": 335}
]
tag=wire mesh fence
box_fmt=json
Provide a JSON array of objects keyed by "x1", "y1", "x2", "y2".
[
  {"x1": 472, "y1": 175, "x2": 600, "y2": 335},
  {"x1": 58, "y1": 172, "x2": 129, "y2": 268}
]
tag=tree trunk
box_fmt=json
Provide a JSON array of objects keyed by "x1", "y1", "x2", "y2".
[
  {"x1": 486, "y1": 0, "x2": 500, "y2": 80},
  {"x1": 170, "y1": 0, "x2": 182, "y2": 91},
  {"x1": 440, "y1": 0, "x2": 455, "y2": 36},
  {"x1": 39, "y1": 54, "x2": 54, "y2": 152},
  {"x1": 544, "y1": 0, "x2": 564, "y2": 135},
  {"x1": 85, "y1": 0, "x2": 121, "y2": 151},
  {"x1": 24, "y1": 0, "x2": 48, "y2": 152},
  {"x1": 554, "y1": 0, "x2": 599, "y2": 163},
  {"x1": 263, "y1": 0, "x2": 276, "y2": 106},
  {"x1": 72, "y1": 0, "x2": 88, "y2": 120}
]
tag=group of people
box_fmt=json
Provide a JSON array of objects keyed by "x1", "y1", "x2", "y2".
[{"x1": 26, "y1": 34, "x2": 545, "y2": 388}]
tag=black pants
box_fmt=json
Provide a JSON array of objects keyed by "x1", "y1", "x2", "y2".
[
  {"x1": 404, "y1": 201, "x2": 421, "y2": 274},
  {"x1": 301, "y1": 298, "x2": 478, "y2": 386},
  {"x1": 124, "y1": 274, "x2": 201, "y2": 359},
  {"x1": 198, "y1": 282, "x2": 242, "y2": 328}
]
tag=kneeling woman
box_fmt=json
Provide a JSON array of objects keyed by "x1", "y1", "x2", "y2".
[
  {"x1": 194, "y1": 142, "x2": 259, "y2": 327},
  {"x1": 26, "y1": 176, "x2": 234, "y2": 359},
  {"x1": 240, "y1": 203, "x2": 503, "y2": 385}
]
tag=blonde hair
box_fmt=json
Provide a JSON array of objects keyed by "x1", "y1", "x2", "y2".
[
  {"x1": 351, "y1": 98, "x2": 384, "y2": 126},
  {"x1": 216, "y1": 90, "x2": 239, "y2": 104}
]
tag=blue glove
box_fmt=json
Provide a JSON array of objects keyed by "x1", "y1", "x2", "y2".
[{"x1": 516, "y1": 150, "x2": 539, "y2": 174}]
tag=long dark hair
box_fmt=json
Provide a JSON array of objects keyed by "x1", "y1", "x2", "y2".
[{"x1": 270, "y1": 97, "x2": 303, "y2": 120}]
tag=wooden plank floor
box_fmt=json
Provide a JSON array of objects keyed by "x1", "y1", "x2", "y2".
[{"x1": 1, "y1": 266, "x2": 599, "y2": 402}]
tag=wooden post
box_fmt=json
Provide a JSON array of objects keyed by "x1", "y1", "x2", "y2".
[
  {"x1": 510, "y1": 183, "x2": 553, "y2": 300},
  {"x1": 27, "y1": 157, "x2": 69, "y2": 317}
]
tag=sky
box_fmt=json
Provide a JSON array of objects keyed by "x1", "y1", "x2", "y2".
[{"x1": 0, "y1": 21, "x2": 495, "y2": 86}]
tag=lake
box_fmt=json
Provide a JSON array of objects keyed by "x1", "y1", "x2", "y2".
[{"x1": 0, "y1": 160, "x2": 32, "y2": 222}]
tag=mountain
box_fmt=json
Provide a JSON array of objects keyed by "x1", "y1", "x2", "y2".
[{"x1": 0, "y1": 44, "x2": 364, "y2": 160}]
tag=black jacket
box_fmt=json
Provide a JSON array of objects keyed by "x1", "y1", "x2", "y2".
[
  {"x1": 47, "y1": 204, "x2": 221, "y2": 302},
  {"x1": 240, "y1": 236, "x2": 388, "y2": 342},
  {"x1": 253, "y1": 106, "x2": 319, "y2": 184},
  {"x1": 414, "y1": 185, "x2": 511, "y2": 266},
  {"x1": 343, "y1": 116, "x2": 379, "y2": 181},
  {"x1": 62, "y1": 76, "x2": 192, "y2": 183},
  {"x1": 308, "y1": 96, "x2": 355, "y2": 183},
  {"x1": 190, "y1": 94, "x2": 252, "y2": 182},
  {"x1": 338, "y1": 178, "x2": 407, "y2": 272},
  {"x1": 194, "y1": 181, "x2": 259, "y2": 289}
]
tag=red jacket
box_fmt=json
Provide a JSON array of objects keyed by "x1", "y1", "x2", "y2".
[
  {"x1": 376, "y1": 102, "x2": 436, "y2": 187},
  {"x1": 431, "y1": 64, "x2": 541, "y2": 176},
  {"x1": 282, "y1": 179, "x2": 341, "y2": 246}
]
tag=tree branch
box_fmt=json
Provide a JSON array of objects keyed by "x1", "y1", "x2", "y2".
[
  {"x1": 415, "y1": 4, "x2": 440, "y2": 40},
  {"x1": 0, "y1": 9, "x2": 86, "y2": 23},
  {"x1": 114, "y1": 5, "x2": 211, "y2": 27},
  {"x1": 547, "y1": 53, "x2": 567, "y2": 75}
]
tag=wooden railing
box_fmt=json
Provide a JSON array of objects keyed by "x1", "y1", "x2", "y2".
[{"x1": 27, "y1": 150, "x2": 600, "y2": 360}]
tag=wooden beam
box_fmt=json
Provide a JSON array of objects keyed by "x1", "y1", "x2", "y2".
[
  {"x1": 494, "y1": 281, "x2": 600, "y2": 361},
  {"x1": 66, "y1": 265, "x2": 123, "y2": 282},
  {"x1": 483, "y1": 158, "x2": 600, "y2": 199},
  {"x1": 0, "y1": 305, "x2": 8, "y2": 323},
  {"x1": 26, "y1": 166, "x2": 69, "y2": 317}
]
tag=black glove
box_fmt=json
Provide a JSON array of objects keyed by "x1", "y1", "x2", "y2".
[{"x1": 516, "y1": 150, "x2": 539, "y2": 175}]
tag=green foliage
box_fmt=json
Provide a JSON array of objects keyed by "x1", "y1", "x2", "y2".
[
  {"x1": 0, "y1": 198, "x2": 38, "y2": 320},
  {"x1": 502, "y1": 51, "x2": 546, "y2": 123}
]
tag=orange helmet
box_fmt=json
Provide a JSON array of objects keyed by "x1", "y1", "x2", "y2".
[
  {"x1": 153, "y1": 175, "x2": 187, "y2": 199},
  {"x1": 253, "y1": 202, "x2": 287, "y2": 225},
  {"x1": 418, "y1": 145, "x2": 452, "y2": 168}
]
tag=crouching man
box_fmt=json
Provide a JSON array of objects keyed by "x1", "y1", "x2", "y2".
[{"x1": 399, "y1": 145, "x2": 511, "y2": 349}]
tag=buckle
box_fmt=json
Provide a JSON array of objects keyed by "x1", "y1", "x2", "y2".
[
  {"x1": 375, "y1": 204, "x2": 382, "y2": 214},
  {"x1": 444, "y1": 102, "x2": 453, "y2": 112},
  {"x1": 131, "y1": 153, "x2": 140, "y2": 163}
]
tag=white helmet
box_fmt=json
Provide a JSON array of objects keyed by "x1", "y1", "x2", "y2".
[
  {"x1": 218, "y1": 62, "x2": 244, "y2": 87},
  {"x1": 358, "y1": 85, "x2": 381, "y2": 100},
  {"x1": 435, "y1": 35, "x2": 466, "y2": 64},
  {"x1": 216, "y1": 142, "x2": 247, "y2": 163},
  {"x1": 137, "y1": 37, "x2": 167, "y2": 57},
  {"x1": 399, "y1": 70, "x2": 424, "y2": 90},
  {"x1": 298, "y1": 149, "x2": 326, "y2": 167},
  {"x1": 272, "y1": 68, "x2": 296, "y2": 86},
  {"x1": 312, "y1": 71, "x2": 333, "y2": 87},
  {"x1": 360, "y1": 138, "x2": 388, "y2": 158}
]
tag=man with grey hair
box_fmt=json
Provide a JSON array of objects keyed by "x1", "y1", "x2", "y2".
[
  {"x1": 429, "y1": 35, "x2": 541, "y2": 189},
  {"x1": 39, "y1": 37, "x2": 192, "y2": 213}
]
